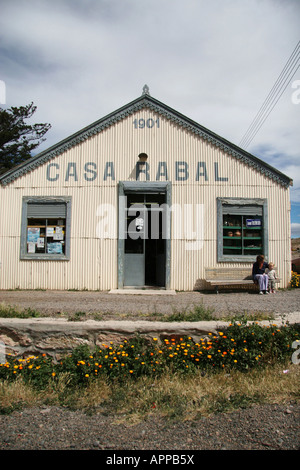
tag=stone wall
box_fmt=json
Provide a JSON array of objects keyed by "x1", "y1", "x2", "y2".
[
  {"x1": 0, "y1": 316, "x2": 298, "y2": 362},
  {"x1": 0, "y1": 318, "x2": 226, "y2": 361}
]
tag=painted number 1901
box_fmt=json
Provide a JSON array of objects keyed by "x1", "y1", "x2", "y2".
[{"x1": 133, "y1": 118, "x2": 160, "y2": 129}]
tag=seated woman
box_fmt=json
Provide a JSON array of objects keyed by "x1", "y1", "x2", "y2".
[{"x1": 252, "y1": 255, "x2": 269, "y2": 294}]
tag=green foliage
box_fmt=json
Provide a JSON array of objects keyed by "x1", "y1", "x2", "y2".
[
  {"x1": 290, "y1": 271, "x2": 300, "y2": 288},
  {"x1": 165, "y1": 304, "x2": 215, "y2": 322},
  {"x1": 0, "y1": 322, "x2": 299, "y2": 390},
  {"x1": 0, "y1": 303, "x2": 40, "y2": 318},
  {"x1": 0, "y1": 354, "x2": 55, "y2": 389},
  {"x1": 0, "y1": 102, "x2": 51, "y2": 175}
]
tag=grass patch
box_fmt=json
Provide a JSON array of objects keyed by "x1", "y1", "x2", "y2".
[
  {"x1": 0, "y1": 364, "x2": 298, "y2": 420},
  {"x1": 0, "y1": 302, "x2": 40, "y2": 319},
  {"x1": 0, "y1": 301, "x2": 277, "y2": 322},
  {"x1": 222, "y1": 311, "x2": 275, "y2": 322},
  {"x1": 162, "y1": 304, "x2": 215, "y2": 322}
]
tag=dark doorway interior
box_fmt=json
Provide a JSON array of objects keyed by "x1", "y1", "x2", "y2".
[{"x1": 124, "y1": 192, "x2": 166, "y2": 287}]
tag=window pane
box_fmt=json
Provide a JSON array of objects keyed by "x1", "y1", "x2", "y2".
[
  {"x1": 222, "y1": 208, "x2": 264, "y2": 257},
  {"x1": 26, "y1": 217, "x2": 66, "y2": 255},
  {"x1": 223, "y1": 215, "x2": 242, "y2": 254},
  {"x1": 243, "y1": 215, "x2": 263, "y2": 254}
]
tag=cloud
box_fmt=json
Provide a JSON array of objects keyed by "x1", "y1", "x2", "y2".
[
  {"x1": 1, "y1": 0, "x2": 299, "y2": 217},
  {"x1": 291, "y1": 223, "x2": 300, "y2": 239}
]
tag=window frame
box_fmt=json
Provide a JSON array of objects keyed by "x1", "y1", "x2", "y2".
[
  {"x1": 20, "y1": 196, "x2": 72, "y2": 261},
  {"x1": 217, "y1": 197, "x2": 268, "y2": 262}
]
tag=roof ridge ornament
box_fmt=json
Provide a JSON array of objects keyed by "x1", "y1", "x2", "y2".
[{"x1": 142, "y1": 84, "x2": 150, "y2": 96}]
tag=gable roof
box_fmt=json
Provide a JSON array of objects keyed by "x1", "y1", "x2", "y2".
[{"x1": 0, "y1": 88, "x2": 293, "y2": 187}]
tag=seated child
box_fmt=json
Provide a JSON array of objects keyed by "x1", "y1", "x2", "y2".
[{"x1": 265, "y1": 262, "x2": 277, "y2": 293}]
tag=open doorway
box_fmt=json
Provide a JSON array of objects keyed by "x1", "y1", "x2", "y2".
[{"x1": 123, "y1": 192, "x2": 166, "y2": 287}]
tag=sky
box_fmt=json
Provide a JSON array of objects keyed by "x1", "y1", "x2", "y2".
[{"x1": 1, "y1": 0, "x2": 299, "y2": 236}]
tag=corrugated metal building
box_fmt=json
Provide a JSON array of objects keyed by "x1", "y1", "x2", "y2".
[{"x1": 0, "y1": 87, "x2": 293, "y2": 291}]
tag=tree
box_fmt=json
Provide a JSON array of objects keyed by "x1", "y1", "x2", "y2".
[{"x1": 0, "y1": 102, "x2": 51, "y2": 175}]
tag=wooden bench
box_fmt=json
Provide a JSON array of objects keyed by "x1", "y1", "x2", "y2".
[{"x1": 205, "y1": 267, "x2": 280, "y2": 294}]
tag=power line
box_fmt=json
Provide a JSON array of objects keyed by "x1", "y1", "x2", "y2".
[
  {"x1": 239, "y1": 41, "x2": 300, "y2": 149},
  {"x1": 239, "y1": 41, "x2": 300, "y2": 150}
]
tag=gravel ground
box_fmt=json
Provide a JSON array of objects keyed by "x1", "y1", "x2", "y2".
[
  {"x1": 0, "y1": 403, "x2": 299, "y2": 451},
  {"x1": 1, "y1": 288, "x2": 300, "y2": 320},
  {"x1": 0, "y1": 288, "x2": 299, "y2": 452}
]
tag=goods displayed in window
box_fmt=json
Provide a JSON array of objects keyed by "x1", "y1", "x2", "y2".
[
  {"x1": 27, "y1": 218, "x2": 65, "y2": 255},
  {"x1": 223, "y1": 214, "x2": 263, "y2": 255}
]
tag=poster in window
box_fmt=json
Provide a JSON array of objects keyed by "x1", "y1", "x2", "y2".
[
  {"x1": 27, "y1": 227, "x2": 40, "y2": 243},
  {"x1": 53, "y1": 226, "x2": 64, "y2": 240},
  {"x1": 37, "y1": 238, "x2": 45, "y2": 249},
  {"x1": 47, "y1": 242, "x2": 63, "y2": 254},
  {"x1": 46, "y1": 227, "x2": 54, "y2": 237},
  {"x1": 246, "y1": 219, "x2": 262, "y2": 227},
  {"x1": 27, "y1": 242, "x2": 36, "y2": 253}
]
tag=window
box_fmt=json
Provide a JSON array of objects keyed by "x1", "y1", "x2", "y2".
[
  {"x1": 217, "y1": 198, "x2": 268, "y2": 262},
  {"x1": 21, "y1": 197, "x2": 71, "y2": 260}
]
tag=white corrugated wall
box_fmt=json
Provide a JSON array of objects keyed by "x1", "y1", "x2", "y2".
[{"x1": 0, "y1": 110, "x2": 291, "y2": 290}]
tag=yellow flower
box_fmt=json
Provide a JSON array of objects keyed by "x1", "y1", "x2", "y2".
[{"x1": 52, "y1": 372, "x2": 56, "y2": 377}]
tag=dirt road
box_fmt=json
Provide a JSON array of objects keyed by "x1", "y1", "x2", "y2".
[{"x1": 1, "y1": 288, "x2": 300, "y2": 320}]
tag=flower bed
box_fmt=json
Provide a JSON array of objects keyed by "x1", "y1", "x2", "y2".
[
  {"x1": 1, "y1": 321, "x2": 299, "y2": 390},
  {"x1": 290, "y1": 271, "x2": 300, "y2": 288}
]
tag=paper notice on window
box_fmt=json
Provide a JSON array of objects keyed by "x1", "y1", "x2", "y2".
[
  {"x1": 46, "y1": 227, "x2": 54, "y2": 237},
  {"x1": 37, "y1": 238, "x2": 45, "y2": 248},
  {"x1": 53, "y1": 226, "x2": 64, "y2": 240},
  {"x1": 28, "y1": 242, "x2": 36, "y2": 253}
]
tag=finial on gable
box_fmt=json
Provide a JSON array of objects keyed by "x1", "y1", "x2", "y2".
[{"x1": 142, "y1": 84, "x2": 150, "y2": 96}]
